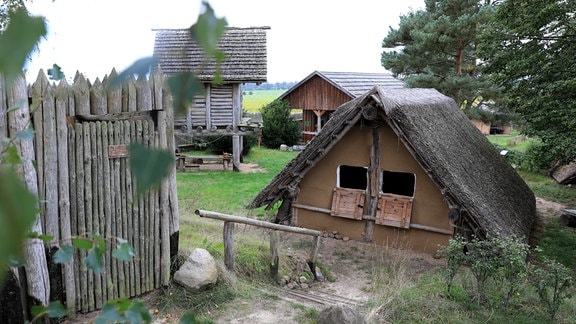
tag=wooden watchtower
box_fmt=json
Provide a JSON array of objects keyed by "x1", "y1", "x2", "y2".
[{"x1": 153, "y1": 26, "x2": 269, "y2": 170}]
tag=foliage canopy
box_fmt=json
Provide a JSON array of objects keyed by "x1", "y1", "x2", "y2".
[
  {"x1": 381, "y1": 0, "x2": 500, "y2": 113},
  {"x1": 478, "y1": 0, "x2": 576, "y2": 163}
]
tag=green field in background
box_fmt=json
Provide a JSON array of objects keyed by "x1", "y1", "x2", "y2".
[{"x1": 242, "y1": 89, "x2": 285, "y2": 112}]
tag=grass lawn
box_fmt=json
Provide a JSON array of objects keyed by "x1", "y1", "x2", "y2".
[{"x1": 171, "y1": 146, "x2": 576, "y2": 323}]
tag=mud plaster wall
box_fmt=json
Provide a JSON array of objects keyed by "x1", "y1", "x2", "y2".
[{"x1": 293, "y1": 123, "x2": 452, "y2": 254}]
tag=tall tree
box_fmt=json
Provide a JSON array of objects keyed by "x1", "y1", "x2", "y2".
[
  {"x1": 381, "y1": 0, "x2": 498, "y2": 113},
  {"x1": 478, "y1": 0, "x2": 576, "y2": 163}
]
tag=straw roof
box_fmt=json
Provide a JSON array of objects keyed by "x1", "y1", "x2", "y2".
[
  {"x1": 248, "y1": 87, "x2": 536, "y2": 240},
  {"x1": 153, "y1": 27, "x2": 269, "y2": 82}
]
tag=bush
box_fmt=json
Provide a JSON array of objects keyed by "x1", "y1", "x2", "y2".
[
  {"x1": 260, "y1": 99, "x2": 300, "y2": 149},
  {"x1": 530, "y1": 256, "x2": 574, "y2": 321},
  {"x1": 520, "y1": 141, "x2": 556, "y2": 173}
]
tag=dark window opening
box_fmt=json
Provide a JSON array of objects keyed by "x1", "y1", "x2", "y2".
[
  {"x1": 338, "y1": 165, "x2": 368, "y2": 190},
  {"x1": 381, "y1": 170, "x2": 415, "y2": 197}
]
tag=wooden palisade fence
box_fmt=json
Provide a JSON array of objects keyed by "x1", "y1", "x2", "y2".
[{"x1": 0, "y1": 68, "x2": 179, "y2": 316}]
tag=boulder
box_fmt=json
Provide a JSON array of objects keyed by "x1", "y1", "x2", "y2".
[
  {"x1": 173, "y1": 248, "x2": 218, "y2": 292},
  {"x1": 317, "y1": 304, "x2": 366, "y2": 324}
]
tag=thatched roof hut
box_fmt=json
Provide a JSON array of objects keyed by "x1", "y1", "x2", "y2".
[{"x1": 248, "y1": 87, "x2": 535, "y2": 252}]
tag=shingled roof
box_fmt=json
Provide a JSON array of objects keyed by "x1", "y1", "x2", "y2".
[
  {"x1": 279, "y1": 71, "x2": 406, "y2": 100},
  {"x1": 248, "y1": 87, "x2": 536, "y2": 240},
  {"x1": 153, "y1": 26, "x2": 269, "y2": 82}
]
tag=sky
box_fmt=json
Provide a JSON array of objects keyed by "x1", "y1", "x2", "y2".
[{"x1": 25, "y1": 0, "x2": 424, "y2": 84}]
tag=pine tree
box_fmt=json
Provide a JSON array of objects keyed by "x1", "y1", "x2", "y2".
[{"x1": 381, "y1": 0, "x2": 498, "y2": 113}]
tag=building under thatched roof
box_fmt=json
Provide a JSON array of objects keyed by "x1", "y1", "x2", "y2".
[
  {"x1": 279, "y1": 71, "x2": 406, "y2": 142},
  {"x1": 248, "y1": 87, "x2": 536, "y2": 253}
]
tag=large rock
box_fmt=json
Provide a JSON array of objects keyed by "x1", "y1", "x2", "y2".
[
  {"x1": 173, "y1": 248, "x2": 218, "y2": 292},
  {"x1": 317, "y1": 304, "x2": 366, "y2": 324}
]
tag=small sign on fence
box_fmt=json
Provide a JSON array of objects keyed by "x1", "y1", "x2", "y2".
[{"x1": 108, "y1": 144, "x2": 128, "y2": 158}]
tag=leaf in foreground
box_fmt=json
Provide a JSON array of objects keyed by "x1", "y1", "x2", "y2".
[
  {"x1": 0, "y1": 168, "x2": 39, "y2": 286},
  {"x1": 53, "y1": 244, "x2": 74, "y2": 264},
  {"x1": 0, "y1": 8, "x2": 47, "y2": 82},
  {"x1": 129, "y1": 143, "x2": 174, "y2": 196}
]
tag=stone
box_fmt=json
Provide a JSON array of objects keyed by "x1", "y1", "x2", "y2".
[
  {"x1": 299, "y1": 276, "x2": 308, "y2": 284},
  {"x1": 173, "y1": 248, "x2": 218, "y2": 292},
  {"x1": 315, "y1": 266, "x2": 325, "y2": 282},
  {"x1": 342, "y1": 236, "x2": 350, "y2": 242},
  {"x1": 317, "y1": 304, "x2": 366, "y2": 324},
  {"x1": 280, "y1": 144, "x2": 288, "y2": 151}
]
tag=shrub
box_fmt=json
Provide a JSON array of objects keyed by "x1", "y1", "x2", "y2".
[
  {"x1": 520, "y1": 141, "x2": 556, "y2": 173},
  {"x1": 260, "y1": 99, "x2": 300, "y2": 149},
  {"x1": 438, "y1": 235, "x2": 530, "y2": 307},
  {"x1": 530, "y1": 256, "x2": 574, "y2": 321}
]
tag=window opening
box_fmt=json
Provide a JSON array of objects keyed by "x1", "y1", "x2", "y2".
[
  {"x1": 337, "y1": 165, "x2": 368, "y2": 190},
  {"x1": 381, "y1": 170, "x2": 415, "y2": 197}
]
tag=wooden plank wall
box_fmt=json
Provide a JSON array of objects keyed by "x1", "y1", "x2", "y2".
[{"x1": 25, "y1": 68, "x2": 179, "y2": 313}]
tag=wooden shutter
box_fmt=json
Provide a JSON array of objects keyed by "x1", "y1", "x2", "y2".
[
  {"x1": 330, "y1": 187, "x2": 365, "y2": 220},
  {"x1": 375, "y1": 194, "x2": 413, "y2": 228}
]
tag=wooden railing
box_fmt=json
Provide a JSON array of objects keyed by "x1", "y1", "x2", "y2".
[{"x1": 194, "y1": 210, "x2": 322, "y2": 282}]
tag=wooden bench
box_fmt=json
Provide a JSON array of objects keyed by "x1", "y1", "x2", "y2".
[{"x1": 176, "y1": 153, "x2": 232, "y2": 171}]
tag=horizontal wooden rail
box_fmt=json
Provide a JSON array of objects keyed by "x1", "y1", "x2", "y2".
[
  {"x1": 195, "y1": 209, "x2": 322, "y2": 281},
  {"x1": 195, "y1": 209, "x2": 322, "y2": 236}
]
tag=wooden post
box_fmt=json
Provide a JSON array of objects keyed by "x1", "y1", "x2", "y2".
[
  {"x1": 6, "y1": 73, "x2": 50, "y2": 307},
  {"x1": 363, "y1": 127, "x2": 380, "y2": 242},
  {"x1": 232, "y1": 134, "x2": 241, "y2": 171},
  {"x1": 55, "y1": 81, "x2": 75, "y2": 312},
  {"x1": 223, "y1": 221, "x2": 235, "y2": 272},
  {"x1": 308, "y1": 235, "x2": 321, "y2": 281},
  {"x1": 269, "y1": 230, "x2": 280, "y2": 282}
]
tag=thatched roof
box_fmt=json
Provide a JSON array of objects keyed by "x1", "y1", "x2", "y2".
[
  {"x1": 248, "y1": 87, "x2": 536, "y2": 240},
  {"x1": 279, "y1": 71, "x2": 406, "y2": 100},
  {"x1": 153, "y1": 27, "x2": 269, "y2": 82}
]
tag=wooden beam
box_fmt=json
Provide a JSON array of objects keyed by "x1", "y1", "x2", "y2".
[
  {"x1": 291, "y1": 203, "x2": 331, "y2": 215},
  {"x1": 196, "y1": 209, "x2": 322, "y2": 237}
]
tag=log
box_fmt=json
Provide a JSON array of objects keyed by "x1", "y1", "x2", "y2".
[
  {"x1": 115, "y1": 121, "x2": 128, "y2": 298},
  {"x1": 269, "y1": 230, "x2": 280, "y2": 282},
  {"x1": 42, "y1": 77, "x2": 59, "y2": 243},
  {"x1": 31, "y1": 73, "x2": 46, "y2": 223},
  {"x1": 7, "y1": 74, "x2": 50, "y2": 306},
  {"x1": 363, "y1": 127, "x2": 380, "y2": 242},
  {"x1": 195, "y1": 210, "x2": 322, "y2": 237},
  {"x1": 73, "y1": 73, "x2": 90, "y2": 115},
  {"x1": 126, "y1": 120, "x2": 136, "y2": 296},
  {"x1": 105, "y1": 69, "x2": 122, "y2": 114},
  {"x1": 91, "y1": 122, "x2": 103, "y2": 310},
  {"x1": 84, "y1": 122, "x2": 95, "y2": 311},
  {"x1": 223, "y1": 222, "x2": 235, "y2": 272},
  {"x1": 55, "y1": 81, "x2": 75, "y2": 312},
  {"x1": 158, "y1": 111, "x2": 171, "y2": 286},
  {"x1": 101, "y1": 121, "x2": 113, "y2": 301},
  {"x1": 107, "y1": 122, "x2": 118, "y2": 299},
  {"x1": 134, "y1": 120, "x2": 143, "y2": 296},
  {"x1": 75, "y1": 123, "x2": 88, "y2": 312},
  {"x1": 90, "y1": 79, "x2": 107, "y2": 115},
  {"x1": 67, "y1": 123, "x2": 80, "y2": 312}
]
